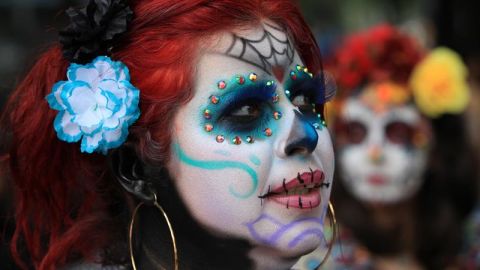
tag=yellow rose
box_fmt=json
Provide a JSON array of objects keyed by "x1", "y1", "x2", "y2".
[{"x1": 409, "y1": 47, "x2": 470, "y2": 118}]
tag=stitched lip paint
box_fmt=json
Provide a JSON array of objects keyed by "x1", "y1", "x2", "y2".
[{"x1": 266, "y1": 170, "x2": 325, "y2": 209}]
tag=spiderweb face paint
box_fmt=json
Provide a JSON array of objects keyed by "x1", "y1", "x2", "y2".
[{"x1": 167, "y1": 22, "x2": 335, "y2": 260}]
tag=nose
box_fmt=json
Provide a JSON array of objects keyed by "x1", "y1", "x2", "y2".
[
  {"x1": 283, "y1": 110, "x2": 318, "y2": 156},
  {"x1": 368, "y1": 145, "x2": 384, "y2": 165},
  {"x1": 367, "y1": 122, "x2": 385, "y2": 165}
]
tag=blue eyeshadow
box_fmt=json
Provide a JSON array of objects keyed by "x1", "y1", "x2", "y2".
[{"x1": 201, "y1": 74, "x2": 280, "y2": 144}]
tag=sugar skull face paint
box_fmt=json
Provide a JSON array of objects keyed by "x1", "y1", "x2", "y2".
[
  {"x1": 167, "y1": 22, "x2": 335, "y2": 263},
  {"x1": 336, "y1": 86, "x2": 430, "y2": 204}
]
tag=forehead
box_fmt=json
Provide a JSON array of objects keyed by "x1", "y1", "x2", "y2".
[
  {"x1": 203, "y1": 21, "x2": 299, "y2": 75},
  {"x1": 342, "y1": 98, "x2": 421, "y2": 125}
]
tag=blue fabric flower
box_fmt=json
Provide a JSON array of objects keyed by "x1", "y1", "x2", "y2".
[{"x1": 46, "y1": 56, "x2": 140, "y2": 154}]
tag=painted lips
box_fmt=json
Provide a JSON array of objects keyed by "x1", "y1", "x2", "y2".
[
  {"x1": 260, "y1": 170, "x2": 329, "y2": 209},
  {"x1": 368, "y1": 174, "x2": 388, "y2": 186}
]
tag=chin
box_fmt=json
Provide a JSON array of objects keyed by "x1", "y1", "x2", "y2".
[{"x1": 278, "y1": 235, "x2": 322, "y2": 258}]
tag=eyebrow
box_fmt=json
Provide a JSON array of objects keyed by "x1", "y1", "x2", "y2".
[{"x1": 223, "y1": 23, "x2": 295, "y2": 75}]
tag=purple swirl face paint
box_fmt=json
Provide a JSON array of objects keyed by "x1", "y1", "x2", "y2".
[{"x1": 168, "y1": 22, "x2": 335, "y2": 267}]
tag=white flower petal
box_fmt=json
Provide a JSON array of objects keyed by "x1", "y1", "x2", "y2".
[
  {"x1": 112, "y1": 105, "x2": 127, "y2": 119},
  {"x1": 98, "y1": 106, "x2": 114, "y2": 119},
  {"x1": 76, "y1": 109, "x2": 103, "y2": 127},
  {"x1": 103, "y1": 126, "x2": 123, "y2": 143},
  {"x1": 68, "y1": 86, "x2": 96, "y2": 114},
  {"x1": 54, "y1": 111, "x2": 82, "y2": 142},
  {"x1": 103, "y1": 117, "x2": 120, "y2": 129},
  {"x1": 81, "y1": 132, "x2": 103, "y2": 153},
  {"x1": 94, "y1": 89, "x2": 109, "y2": 109},
  {"x1": 94, "y1": 60, "x2": 117, "y2": 81},
  {"x1": 99, "y1": 80, "x2": 126, "y2": 99},
  {"x1": 61, "y1": 115, "x2": 81, "y2": 137},
  {"x1": 80, "y1": 123, "x2": 101, "y2": 135},
  {"x1": 74, "y1": 67, "x2": 100, "y2": 85}
]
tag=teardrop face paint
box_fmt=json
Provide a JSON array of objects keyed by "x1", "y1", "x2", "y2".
[
  {"x1": 166, "y1": 22, "x2": 335, "y2": 263},
  {"x1": 336, "y1": 92, "x2": 430, "y2": 204}
]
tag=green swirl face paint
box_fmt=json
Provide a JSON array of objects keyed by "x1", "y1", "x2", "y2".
[
  {"x1": 166, "y1": 23, "x2": 336, "y2": 266},
  {"x1": 249, "y1": 154, "x2": 261, "y2": 166},
  {"x1": 174, "y1": 143, "x2": 258, "y2": 199}
]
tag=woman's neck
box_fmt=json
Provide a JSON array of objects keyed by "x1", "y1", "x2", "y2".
[
  {"x1": 367, "y1": 200, "x2": 417, "y2": 252},
  {"x1": 131, "y1": 180, "x2": 253, "y2": 270}
]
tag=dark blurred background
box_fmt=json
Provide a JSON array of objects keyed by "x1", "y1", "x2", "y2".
[{"x1": 0, "y1": 0, "x2": 479, "y2": 269}]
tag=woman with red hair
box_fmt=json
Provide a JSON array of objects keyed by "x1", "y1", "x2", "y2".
[{"x1": 1, "y1": 0, "x2": 337, "y2": 269}]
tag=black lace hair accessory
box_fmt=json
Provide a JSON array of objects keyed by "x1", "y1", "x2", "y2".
[{"x1": 59, "y1": 0, "x2": 133, "y2": 64}]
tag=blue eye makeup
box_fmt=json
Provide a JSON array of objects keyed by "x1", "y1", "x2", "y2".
[
  {"x1": 201, "y1": 74, "x2": 280, "y2": 145},
  {"x1": 284, "y1": 65, "x2": 336, "y2": 129}
]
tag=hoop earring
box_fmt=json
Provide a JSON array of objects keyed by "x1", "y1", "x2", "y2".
[
  {"x1": 129, "y1": 193, "x2": 179, "y2": 270},
  {"x1": 316, "y1": 201, "x2": 338, "y2": 269}
]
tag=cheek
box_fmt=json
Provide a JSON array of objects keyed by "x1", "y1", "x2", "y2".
[
  {"x1": 338, "y1": 145, "x2": 368, "y2": 177},
  {"x1": 167, "y1": 131, "x2": 275, "y2": 232},
  {"x1": 315, "y1": 130, "x2": 335, "y2": 180},
  {"x1": 384, "y1": 145, "x2": 428, "y2": 182}
]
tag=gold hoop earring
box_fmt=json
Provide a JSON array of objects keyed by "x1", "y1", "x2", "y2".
[
  {"x1": 316, "y1": 201, "x2": 338, "y2": 269},
  {"x1": 129, "y1": 193, "x2": 179, "y2": 270}
]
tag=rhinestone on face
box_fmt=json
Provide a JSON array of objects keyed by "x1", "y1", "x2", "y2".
[
  {"x1": 313, "y1": 123, "x2": 321, "y2": 130},
  {"x1": 290, "y1": 71, "x2": 297, "y2": 80},
  {"x1": 204, "y1": 124, "x2": 214, "y2": 132},
  {"x1": 321, "y1": 120, "x2": 327, "y2": 127},
  {"x1": 246, "y1": 136, "x2": 254, "y2": 144},
  {"x1": 210, "y1": 95, "x2": 219, "y2": 104},
  {"x1": 273, "y1": 111, "x2": 282, "y2": 120},
  {"x1": 266, "y1": 80, "x2": 275, "y2": 86},
  {"x1": 296, "y1": 65, "x2": 302, "y2": 71},
  {"x1": 218, "y1": 80, "x2": 227, "y2": 90},
  {"x1": 216, "y1": 135, "x2": 225, "y2": 143},
  {"x1": 232, "y1": 136, "x2": 242, "y2": 145},
  {"x1": 272, "y1": 93, "x2": 280, "y2": 103},
  {"x1": 203, "y1": 109, "x2": 212, "y2": 119},
  {"x1": 249, "y1": 73, "x2": 258, "y2": 82},
  {"x1": 285, "y1": 90, "x2": 291, "y2": 97},
  {"x1": 303, "y1": 67, "x2": 309, "y2": 73},
  {"x1": 236, "y1": 76, "x2": 245, "y2": 85},
  {"x1": 264, "y1": 128, "x2": 273, "y2": 137}
]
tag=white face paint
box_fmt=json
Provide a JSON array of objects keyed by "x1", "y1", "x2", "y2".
[
  {"x1": 338, "y1": 97, "x2": 429, "y2": 204},
  {"x1": 167, "y1": 22, "x2": 335, "y2": 266}
]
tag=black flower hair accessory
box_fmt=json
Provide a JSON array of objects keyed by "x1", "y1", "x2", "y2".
[{"x1": 59, "y1": 0, "x2": 133, "y2": 64}]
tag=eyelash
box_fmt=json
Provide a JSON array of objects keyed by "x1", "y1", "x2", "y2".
[
  {"x1": 286, "y1": 76, "x2": 324, "y2": 124},
  {"x1": 202, "y1": 78, "x2": 279, "y2": 142},
  {"x1": 218, "y1": 98, "x2": 274, "y2": 134}
]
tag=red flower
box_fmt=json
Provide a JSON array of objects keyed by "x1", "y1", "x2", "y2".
[{"x1": 327, "y1": 24, "x2": 424, "y2": 97}]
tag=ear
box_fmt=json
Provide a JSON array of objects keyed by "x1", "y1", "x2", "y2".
[{"x1": 109, "y1": 144, "x2": 155, "y2": 203}]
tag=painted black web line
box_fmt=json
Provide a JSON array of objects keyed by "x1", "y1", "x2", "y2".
[{"x1": 225, "y1": 25, "x2": 295, "y2": 75}]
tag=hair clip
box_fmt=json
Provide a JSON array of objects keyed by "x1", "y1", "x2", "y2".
[
  {"x1": 47, "y1": 0, "x2": 140, "y2": 154},
  {"x1": 46, "y1": 56, "x2": 140, "y2": 154}
]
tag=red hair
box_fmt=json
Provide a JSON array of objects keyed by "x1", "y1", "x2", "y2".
[{"x1": 1, "y1": 0, "x2": 321, "y2": 269}]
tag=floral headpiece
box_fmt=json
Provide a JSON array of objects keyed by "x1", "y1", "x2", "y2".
[
  {"x1": 46, "y1": 0, "x2": 140, "y2": 154},
  {"x1": 409, "y1": 47, "x2": 470, "y2": 118},
  {"x1": 328, "y1": 24, "x2": 470, "y2": 118}
]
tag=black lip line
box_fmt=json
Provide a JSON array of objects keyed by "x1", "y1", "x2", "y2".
[
  {"x1": 258, "y1": 183, "x2": 330, "y2": 199},
  {"x1": 297, "y1": 172, "x2": 304, "y2": 184}
]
